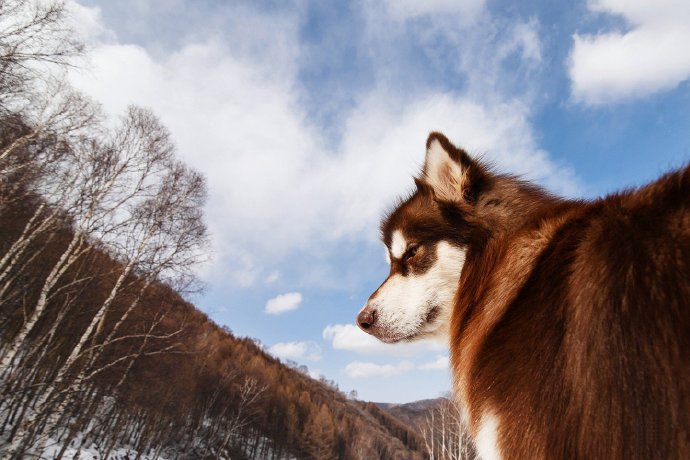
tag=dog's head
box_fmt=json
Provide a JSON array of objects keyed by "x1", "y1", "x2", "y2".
[{"x1": 357, "y1": 132, "x2": 491, "y2": 343}]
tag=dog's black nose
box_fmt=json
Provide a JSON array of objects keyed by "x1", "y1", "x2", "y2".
[{"x1": 357, "y1": 306, "x2": 377, "y2": 332}]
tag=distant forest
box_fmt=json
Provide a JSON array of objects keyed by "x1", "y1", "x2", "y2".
[{"x1": 0, "y1": 1, "x2": 473, "y2": 458}]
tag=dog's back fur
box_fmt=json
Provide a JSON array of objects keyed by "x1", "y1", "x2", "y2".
[
  {"x1": 454, "y1": 163, "x2": 690, "y2": 459},
  {"x1": 362, "y1": 132, "x2": 690, "y2": 459}
]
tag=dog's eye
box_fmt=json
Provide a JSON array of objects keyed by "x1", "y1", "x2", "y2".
[{"x1": 403, "y1": 245, "x2": 419, "y2": 262}]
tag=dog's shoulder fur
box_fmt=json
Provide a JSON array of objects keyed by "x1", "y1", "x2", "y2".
[{"x1": 451, "y1": 146, "x2": 690, "y2": 459}]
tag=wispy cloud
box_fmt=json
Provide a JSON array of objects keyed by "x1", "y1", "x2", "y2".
[
  {"x1": 65, "y1": 1, "x2": 116, "y2": 43},
  {"x1": 322, "y1": 324, "x2": 445, "y2": 357},
  {"x1": 381, "y1": 0, "x2": 486, "y2": 23},
  {"x1": 264, "y1": 271, "x2": 281, "y2": 284},
  {"x1": 569, "y1": 0, "x2": 690, "y2": 104},
  {"x1": 344, "y1": 360, "x2": 413, "y2": 379},
  {"x1": 265, "y1": 292, "x2": 303, "y2": 315},
  {"x1": 418, "y1": 355, "x2": 450, "y2": 370},
  {"x1": 268, "y1": 341, "x2": 321, "y2": 361}
]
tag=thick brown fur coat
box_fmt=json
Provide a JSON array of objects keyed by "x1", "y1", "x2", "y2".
[{"x1": 424, "y1": 133, "x2": 689, "y2": 459}]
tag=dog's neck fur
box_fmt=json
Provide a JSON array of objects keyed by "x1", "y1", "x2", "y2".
[{"x1": 446, "y1": 171, "x2": 577, "y2": 430}]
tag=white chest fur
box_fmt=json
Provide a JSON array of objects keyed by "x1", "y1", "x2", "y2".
[{"x1": 475, "y1": 411, "x2": 501, "y2": 460}]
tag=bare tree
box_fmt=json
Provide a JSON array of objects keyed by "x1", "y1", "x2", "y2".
[
  {"x1": 3, "y1": 107, "x2": 209, "y2": 457},
  {"x1": 0, "y1": 0, "x2": 83, "y2": 115},
  {"x1": 0, "y1": 106, "x2": 171, "y2": 372},
  {"x1": 217, "y1": 377, "x2": 267, "y2": 455},
  {"x1": 0, "y1": 0, "x2": 91, "y2": 218},
  {"x1": 0, "y1": 85, "x2": 101, "y2": 309},
  {"x1": 421, "y1": 398, "x2": 476, "y2": 460},
  {"x1": 0, "y1": 79, "x2": 100, "y2": 198}
]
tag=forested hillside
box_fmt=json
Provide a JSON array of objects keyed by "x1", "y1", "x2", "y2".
[{"x1": 0, "y1": 190, "x2": 428, "y2": 458}]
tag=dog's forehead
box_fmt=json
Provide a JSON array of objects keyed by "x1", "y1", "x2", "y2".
[
  {"x1": 381, "y1": 201, "x2": 413, "y2": 248},
  {"x1": 381, "y1": 190, "x2": 436, "y2": 247}
]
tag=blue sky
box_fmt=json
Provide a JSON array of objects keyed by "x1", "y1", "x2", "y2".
[{"x1": 67, "y1": 0, "x2": 690, "y2": 403}]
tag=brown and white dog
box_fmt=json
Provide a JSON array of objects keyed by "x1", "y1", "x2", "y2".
[{"x1": 357, "y1": 132, "x2": 690, "y2": 459}]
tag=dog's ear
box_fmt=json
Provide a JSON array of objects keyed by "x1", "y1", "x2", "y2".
[{"x1": 421, "y1": 132, "x2": 478, "y2": 203}]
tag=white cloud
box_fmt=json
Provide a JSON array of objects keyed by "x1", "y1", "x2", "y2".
[
  {"x1": 569, "y1": 0, "x2": 690, "y2": 105},
  {"x1": 229, "y1": 252, "x2": 263, "y2": 287},
  {"x1": 265, "y1": 292, "x2": 302, "y2": 315},
  {"x1": 322, "y1": 324, "x2": 446, "y2": 357},
  {"x1": 68, "y1": 2, "x2": 578, "y2": 288},
  {"x1": 268, "y1": 341, "x2": 321, "y2": 361},
  {"x1": 338, "y1": 93, "x2": 580, "y2": 198},
  {"x1": 308, "y1": 368, "x2": 322, "y2": 379},
  {"x1": 65, "y1": 1, "x2": 116, "y2": 43},
  {"x1": 512, "y1": 19, "x2": 542, "y2": 63},
  {"x1": 264, "y1": 271, "x2": 281, "y2": 284},
  {"x1": 419, "y1": 355, "x2": 450, "y2": 370},
  {"x1": 382, "y1": 0, "x2": 486, "y2": 23},
  {"x1": 344, "y1": 360, "x2": 413, "y2": 379}
]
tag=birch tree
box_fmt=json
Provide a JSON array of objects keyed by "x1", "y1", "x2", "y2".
[
  {"x1": 422, "y1": 398, "x2": 476, "y2": 460},
  {"x1": 4, "y1": 107, "x2": 209, "y2": 457},
  {"x1": 0, "y1": 0, "x2": 91, "y2": 298},
  {"x1": 0, "y1": 0, "x2": 83, "y2": 114},
  {"x1": 0, "y1": 85, "x2": 101, "y2": 305},
  {"x1": 0, "y1": 106, "x2": 168, "y2": 373},
  {"x1": 0, "y1": 0, "x2": 88, "y2": 193}
]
